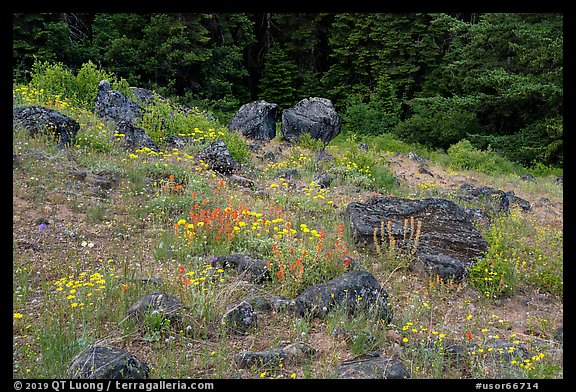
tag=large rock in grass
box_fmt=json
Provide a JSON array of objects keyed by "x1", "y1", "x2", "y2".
[
  {"x1": 213, "y1": 254, "x2": 270, "y2": 283},
  {"x1": 228, "y1": 100, "x2": 278, "y2": 141},
  {"x1": 13, "y1": 106, "x2": 79, "y2": 148},
  {"x1": 116, "y1": 120, "x2": 159, "y2": 152},
  {"x1": 235, "y1": 342, "x2": 316, "y2": 368},
  {"x1": 126, "y1": 292, "x2": 184, "y2": 324},
  {"x1": 68, "y1": 345, "x2": 150, "y2": 379},
  {"x1": 281, "y1": 97, "x2": 340, "y2": 144},
  {"x1": 221, "y1": 301, "x2": 257, "y2": 335},
  {"x1": 277, "y1": 269, "x2": 393, "y2": 322},
  {"x1": 194, "y1": 139, "x2": 240, "y2": 174},
  {"x1": 336, "y1": 352, "x2": 411, "y2": 379},
  {"x1": 344, "y1": 196, "x2": 488, "y2": 280},
  {"x1": 95, "y1": 80, "x2": 142, "y2": 125}
]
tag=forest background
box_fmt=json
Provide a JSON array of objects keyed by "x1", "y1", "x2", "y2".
[{"x1": 12, "y1": 13, "x2": 563, "y2": 169}]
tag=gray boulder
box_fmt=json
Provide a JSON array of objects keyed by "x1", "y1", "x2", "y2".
[
  {"x1": 68, "y1": 345, "x2": 149, "y2": 379},
  {"x1": 345, "y1": 196, "x2": 489, "y2": 280},
  {"x1": 126, "y1": 292, "x2": 184, "y2": 324},
  {"x1": 280, "y1": 269, "x2": 393, "y2": 322},
  {"x1": 235, "y1": 342, "x2": 316, "y2": 368},
  {"x1": 281, "y1": 97, "x2": 340, "y2": 144},
  {"x1": 116, "y1": 120, "x2": 159, "y2": 152},
  {"x1": 95, "y1": 80, "x2": 142, "y2": 125},
  {"x1": 13, "y1": 106, "x2": 79, "y2": 148},
  {"x1": 213, "y1": 254, "x2": 270, "y2": 283},
  {"x1": 194, "y1": 139, "x2": 240, "y2": 174},
  {"x1": 129, "y1": 86, "x2": 164, "y2": 106},
  {"x1": 228, "y1": 100, "x2": 278, "y2": 141},
  {"x1": 336, "y1": 352, "x2": 410, "y2": 379},
  {"x1": 313, "y1": 172, "x2": 332, "y2": 188},
  {"x1": 221, "y1": 301, "x2": 257, "y2": 334}
]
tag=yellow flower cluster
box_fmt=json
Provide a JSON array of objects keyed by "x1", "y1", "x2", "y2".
[
  {"x1": 52, "y1": 263, "x2": 120, "y2": 309},
  {"x1": 13, "y1": 86, "x2": 70, "y2": 109}
]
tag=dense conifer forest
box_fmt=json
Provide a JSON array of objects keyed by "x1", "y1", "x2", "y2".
[{"x1": 13, "y1": 13, "x2": 563, "y2": 168}]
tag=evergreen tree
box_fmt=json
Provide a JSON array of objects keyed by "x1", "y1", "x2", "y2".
[
  {"x1": 13, "y1": 13, "x2": 71, "y2": 82},
  {"x1": 271, "y1": 13, "x2": 332, "y2": 99},
  {"x1": 90, "y1": 13, "x2": 212, "y2": 96},
  {"x1": 199, "y1": 13, "x2": 255, "y2": 107},
  {"x1": 258, "y1": 44, "x2": 297, "y2": 109},
  {"x1": 406, "y1": 13, "x2": 563, "y2": 166}
]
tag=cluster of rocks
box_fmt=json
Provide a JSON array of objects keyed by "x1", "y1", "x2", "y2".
[
  {"x1": 71, "y1": 189, "x2": 536, "y2": 379},
  {"x1": 14, "y1": 83, "x2": 559, "y2": 379},
  {"x1": 228, "y1": 97, "x2": 341, "y2": 145},
  {"x1": 94, "y1": 80, "x2": 159, "y2": 152},
  {"x1": 14, "y1": 79, "x2": 343, "y2": 188},
  {"x1": 68, "y1": 259, "x2": 399, "y2": 378}
]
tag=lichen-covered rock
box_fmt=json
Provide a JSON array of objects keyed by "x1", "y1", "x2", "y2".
[
  {"x1": 13, "y1": 106, "x2": 79, "y2": 148},
  {"x1": 115, "y1": 120, "x2": 159, "y2": 152},
  {"x1": 68, "y1": 345, "x2": 149, "y2": 379},
  {"x1": 228, "y1": 100, "x2": 278, "y2": 141},
  {"x1": 194, "y1": 139, "x2": 240, "y2": 174},
  {"x1": 126, "y1": 292, "x2": 184, "y2": 324},
  {"x1": 282, "y1": 269, "x2": 393, "y2": 322},
  {"x1": 345, "y1": 196, "x2": 488, "y2": 280},
  {"x1": 459, "y1": 183, "x2": 531, "y2": 214},
  {"x1": 336, "y1": 352, "x2": 410, "y2": 379},
  {"x1": 235, "y1": 342, "x2": 316, "y2": 368},
  {"x1": 221, "y1": 301, "x2": 257, "y2": 334},
  {"x1": 214, "y1": 254, "x2": 270, "y2": 283},
  {"x1": 95, "y1": 80, "x2": 142, "y2": 125},
  {"x1": 281, "y1": 97, "x2": 340, "y2": 144}
]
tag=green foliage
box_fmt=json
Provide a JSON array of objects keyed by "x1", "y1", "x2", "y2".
[
  {"x1": 342, "y1": 100, "x2": 391, "y2": 136},
  {"x1": 297, "y1": 133, "x2": 326, "y2": 152},
  {"x1": 136, "y1": 98, "x2": 182, "y2": 144},
  {"x1": 468, "y1": 255, "x2": 516, "y2": 299},
  {"x1": 322, "y1": 13, "x2": 439, "y2": 108},
  {"x1": 259, "y1": 45, "x2": 297, "y2": 110},
  {"x1": 13, "y1": 13, "x2": 71, "y2": 83},
  {"x1": 142, "y1": 309, "x2": 172, "y2": 341},
  {"x1": 342, "y1": 74, "x2": 400, "y2": 136},
  {"x1": 220, "y1": 131, "x2": 252, "y2": 165},
  {"x1": 137, "y1": 98, "x2": 251, "y2": 164},
  {"x1": 443, "y1": 139, "x2": 516, "y2": 175},
  {"x1": 73, "y1": 61, "x2": 132, "y2": 110},
  {"x1": 134, "y1": 95, "x2": 251, "y2": 165},
  {"x1": 469, "y1": 208, "x2": 563, "y2": 299},
  {"x1": 201, "y1": 13, "x2": 255, "y2": 103},
  {"x1": 74, "y1": 128, "x2": 111, "y2": 153},
  {"x1": 11, "y1": 12, "x2": 563, "y2": 168},
  {"x1": 396, "y1": 95, "x2": 483, "y2": 149},
  {"x1": 28, "y1": 59, "x2": 131, "y2": 111},
  {"x1": 92, "y1": 13, "x2": 212, "y2": 96},
  {"x1": 419, "y1": 13, "x2": 563, "y2": 167}
]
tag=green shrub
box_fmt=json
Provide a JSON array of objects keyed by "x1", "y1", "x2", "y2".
[
  {"x1": 469, "y1": 208, "x2": 563, "y2": 299},
  {"x1": 136, "y1": 97, "x2": 250, "y2": 164},
  {"x1": 28, "y1": 60, "x2": 131, "y2": 111},
  {"x1": 298, "y1": 132, "x2": 326, "y2": 152},
  {"x1": 73, "y1": 61, "x2": 132, "y2": 110},
  {"x1": 74, "y1": 129, "x2": 111, "y2": 153},
  {"x1": 395, "y1": 96, "x2": 483, "y2": 150},
  {"x1": 220, "y1": 131, "x2": 251, "y2": 165},
  {"x1": 444, "y1": 139, "x2": 516, "y2": 175}
]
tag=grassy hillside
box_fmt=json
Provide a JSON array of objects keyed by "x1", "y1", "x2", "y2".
[{"x1": 12, "y1": 83, "x2": 563, "y2": 380}]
